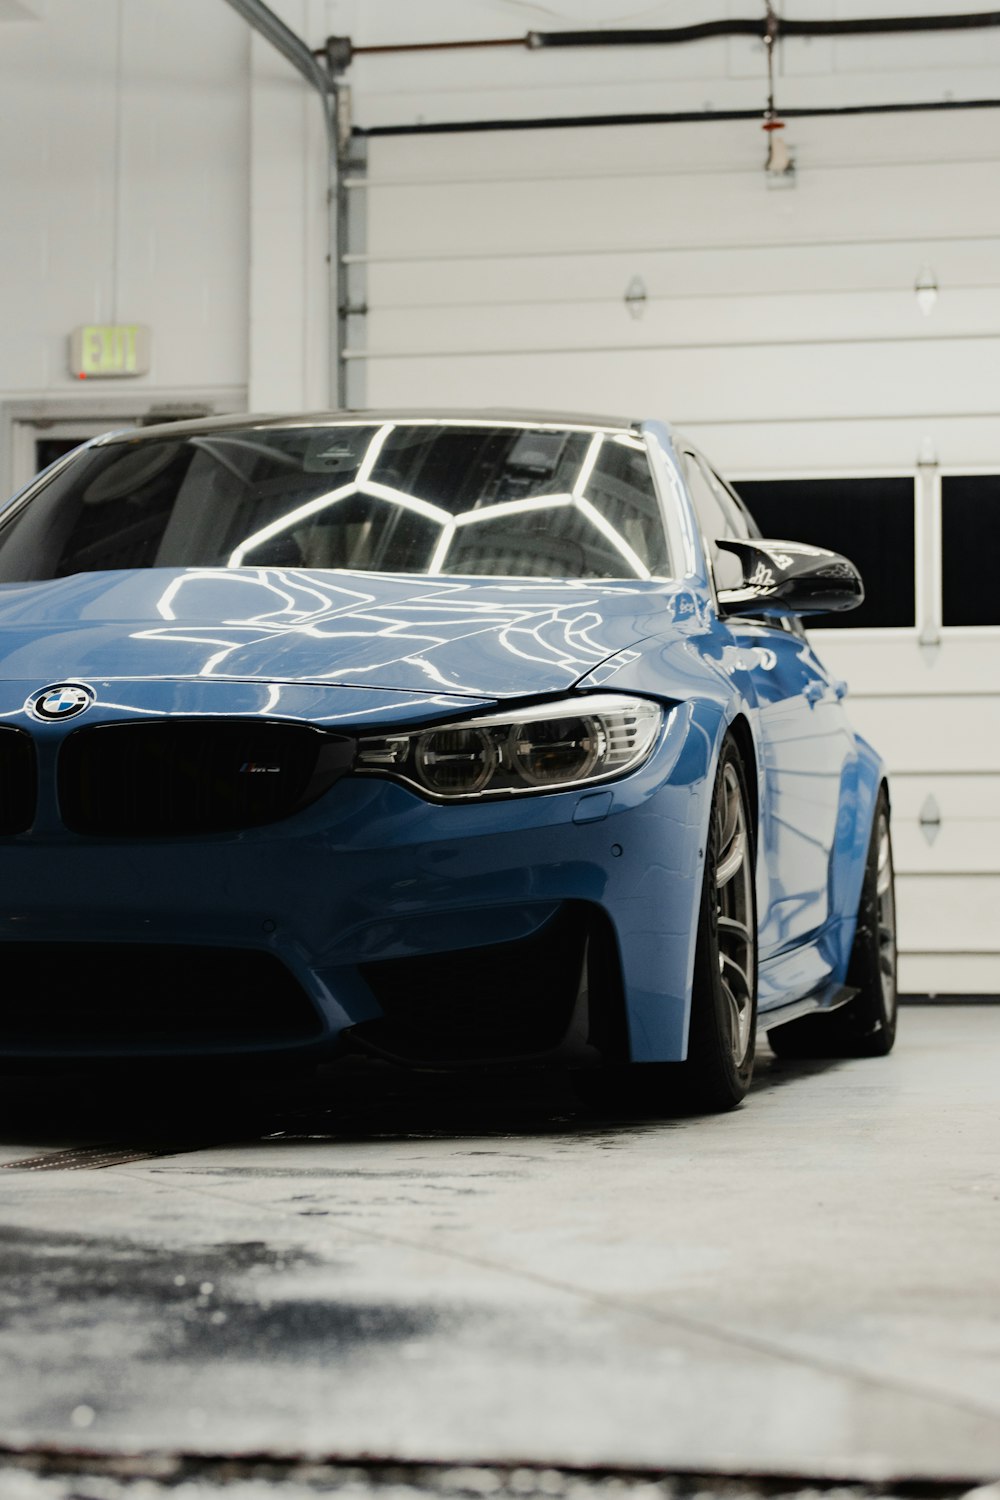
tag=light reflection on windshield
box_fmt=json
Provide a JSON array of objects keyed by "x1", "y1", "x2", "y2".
[{"x1": 0, "y1": 421, "x2": 672, "y2": 584}]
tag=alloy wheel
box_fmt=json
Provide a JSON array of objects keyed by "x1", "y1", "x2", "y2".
[
  {"x1": 714, "y1": 761, "x2": 756, "y2": 1066},
  {"x1": 876, "y1": 812, "x2": 898, "y2": 1022}
]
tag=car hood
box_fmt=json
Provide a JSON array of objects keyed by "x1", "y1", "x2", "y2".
[{"x1": 0, "y1": 567, "x2": 692, "y2": 700}]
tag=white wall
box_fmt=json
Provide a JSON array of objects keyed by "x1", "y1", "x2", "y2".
[
  {"x1": 246, "y1": 0, "x2": 331, "y2": 415},
  {"x1": 0, "y1": 0, "x2": 252, "y2": 400},
  {"x1": 0, "y1": 0, "x2": 338, "y2": 488}
]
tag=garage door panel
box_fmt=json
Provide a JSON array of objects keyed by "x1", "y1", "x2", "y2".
[
  {"x1": 843, "y1": 698, "x2": 1000, "y2": 775},
  {"x1": 362, "y1": 339, "x2": 1000, "y2": 425},
  {"x1": 362, "y1": 238, "x2": 1000, "y2": 311},
  {"x1": 366, "y1": 161, "x2": 1000, "y2": 260},
  {"x1": 892, "y1": 816, "x2": 1000, "y2": 876},
  {"x1": 899, "y1": 954, "x2": 1000, "y2": 995},
  {"x1": 689, "y1": 417, "x2": 1000, "y2": 475},
  {"x1": 362, "y1": 288, "x2": 1000, "y2": 358},
  {"x1": 810, "y1": 637, "x2": 1000, "y2": 701},
  {"x1": 888, "y1": 775, "x2": 1000, "y2": 825},
  {"x1": 896, "y1": 875, "x2": 1000, "y2": 954},
  {"x1": 366, "y1": 110, "x2": 1000, "y2": 185}
]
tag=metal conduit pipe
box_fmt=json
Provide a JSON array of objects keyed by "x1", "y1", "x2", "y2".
[
  {"x1": 323, "y1": 8, "x2": 1000, "y2": 57},
  {"x1": 221, "y1": 0, "x2": 348, "y2": 409},
  {"x1": 526, "y1": 10, "x2": 1000, "y2": 48},
  {"x1": 355, "y1": 95, "x2": 1000, "y2": 140}
]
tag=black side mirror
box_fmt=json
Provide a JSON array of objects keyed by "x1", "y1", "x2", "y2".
[{"x1": 715, "y1": 538, "x2": 864, "y2": 618}]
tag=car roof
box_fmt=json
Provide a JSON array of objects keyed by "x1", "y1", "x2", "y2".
[{"x1": 95, "y1": 408, "x2": 644, "y2": 445}]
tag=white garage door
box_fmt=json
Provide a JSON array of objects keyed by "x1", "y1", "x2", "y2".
[{"x1": 348, "y1": 109, "x2": 1000, "y2": 995}]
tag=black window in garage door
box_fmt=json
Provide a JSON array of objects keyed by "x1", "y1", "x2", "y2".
[
  {"x1": 942, "y1": 474, "x2": 1000, "y2": 626},
  {"x1": 731, "y1": 477, "x2": 915, "y2": 629}
]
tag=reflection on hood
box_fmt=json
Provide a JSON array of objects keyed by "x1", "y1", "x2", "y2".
[{"x1": 0, "y1": 567, "x2": 696, "y2": 699}]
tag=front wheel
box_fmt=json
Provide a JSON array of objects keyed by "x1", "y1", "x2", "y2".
[{"x1": 680, "y1": 734, "x2": 758, "y2": 1108}]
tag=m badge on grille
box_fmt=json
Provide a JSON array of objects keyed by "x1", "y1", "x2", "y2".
[{"x1": 27, "y1": 683, "x2": 96, "y2": 721}]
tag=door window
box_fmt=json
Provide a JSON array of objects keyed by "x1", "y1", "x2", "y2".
[{"x1": 681, "y1": 451, "x2": 744, "y2": 590}]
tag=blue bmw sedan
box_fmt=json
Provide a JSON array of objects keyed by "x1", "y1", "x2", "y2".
[{"x1": 0, "y1": 411, "x2": 897, "y2": 1110}]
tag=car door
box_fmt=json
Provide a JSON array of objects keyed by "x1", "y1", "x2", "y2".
[{"x1": 682, "y1": 449, "x2": 857, "y2": 962}]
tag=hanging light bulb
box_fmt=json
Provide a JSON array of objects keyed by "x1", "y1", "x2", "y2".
[{"x1": 915, "y1": 266, "x2": 939, "y2": 315}]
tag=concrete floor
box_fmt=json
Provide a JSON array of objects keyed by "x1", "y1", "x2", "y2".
[
  {"x1": 0, "y1": 1005, "x2": 998, "y2": 1489},
  {"x1": 0, "y1": 1469, "x2": 994, "y2": 1500}
]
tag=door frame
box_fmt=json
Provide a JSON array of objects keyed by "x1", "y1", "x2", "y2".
[{"x1": 1, "y1": 390, "x2": 247, "y2": 500}]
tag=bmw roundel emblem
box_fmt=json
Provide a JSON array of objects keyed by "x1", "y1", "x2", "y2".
[{"x1": 27, "y1": 682, "x2": 97, "y2": 722}]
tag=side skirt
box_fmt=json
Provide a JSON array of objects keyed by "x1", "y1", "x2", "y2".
[{"x1": 757, "y1": 981, "x2": 859, "y2": 1035}]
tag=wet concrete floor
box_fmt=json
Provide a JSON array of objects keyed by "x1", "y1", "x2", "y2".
[
  {"x1": 2, "y1": 1462, "x2": 995, "y2": 1500},
  {"x1": 0, "y1": 1461, "x2": 996, "y2": 1500},
  {"x1": 0, "y1": 1005, "x2": 997, "y2": 1491}
]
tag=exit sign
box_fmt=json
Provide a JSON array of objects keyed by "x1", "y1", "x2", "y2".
[{"x1": 69, "y1": 324, "x2": 151, "y2": 379}]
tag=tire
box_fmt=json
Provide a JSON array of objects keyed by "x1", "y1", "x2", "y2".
[
  {"x1": 767, "y1": 786, "x2": 898, "y2": 1059},
  {"x1": 679, "y1": 734, "x2": 758, "y2": 1108},
  {"x1": 574, "y1": 733, "x2": 758, "y2": 1115}
]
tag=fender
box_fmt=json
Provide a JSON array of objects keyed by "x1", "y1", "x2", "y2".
[
  {"x1": 828, "y1": 732, "x2": 886, "y2": 981},
  {"x1": 607, "y1": 695, "x2": 731, "y2": 1063}
]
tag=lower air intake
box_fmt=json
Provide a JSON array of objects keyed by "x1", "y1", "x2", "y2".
[
  {"x1": 356, "y1": 904, "x2": 618, "y2": 1064},
  {"x1": 0, "y1": 944, "x2": 324, "y2": 1052}
]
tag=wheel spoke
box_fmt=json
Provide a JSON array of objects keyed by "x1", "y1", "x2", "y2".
[
  {"x1": 717, "y1": 769, "x2": 740, "y2": 854},
  {"x1": 720, "y1": 944, "x2": 753, "y2": 1061},
  {"x1": 718, "y1": 914, "x2": 752, "y2": 944},
  {"x1": 870, "y1": 814, "x2": 898, "y2": 1016},
  {"x1": 715, "y1": 825, "x2": 747, "y2": 887},
  {"x1": 720, "y1": 951, "x2": 751, "y2": 1002},
  {"x1": 721, "y1": 980, "x2": 744, "y2": 1051},
  {"x1": 702, "y1": 751, "x2": 757, "y2": 1071},
  {"x1": 877, "y1": 830, "x2": 892, "y2": 895}
]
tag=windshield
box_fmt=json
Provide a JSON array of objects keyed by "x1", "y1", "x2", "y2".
[{"x1": 0, "y1": 421, "x2": 672, "y2": 584}]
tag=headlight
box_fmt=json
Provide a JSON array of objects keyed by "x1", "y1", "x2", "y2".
[{"x1": 355, "y1": 695, "x2": 663, "y2": 800}]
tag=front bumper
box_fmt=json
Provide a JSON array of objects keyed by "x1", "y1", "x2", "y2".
[{"x1": 0, "y1": 698, "x2": 719, "y2": 1066}]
